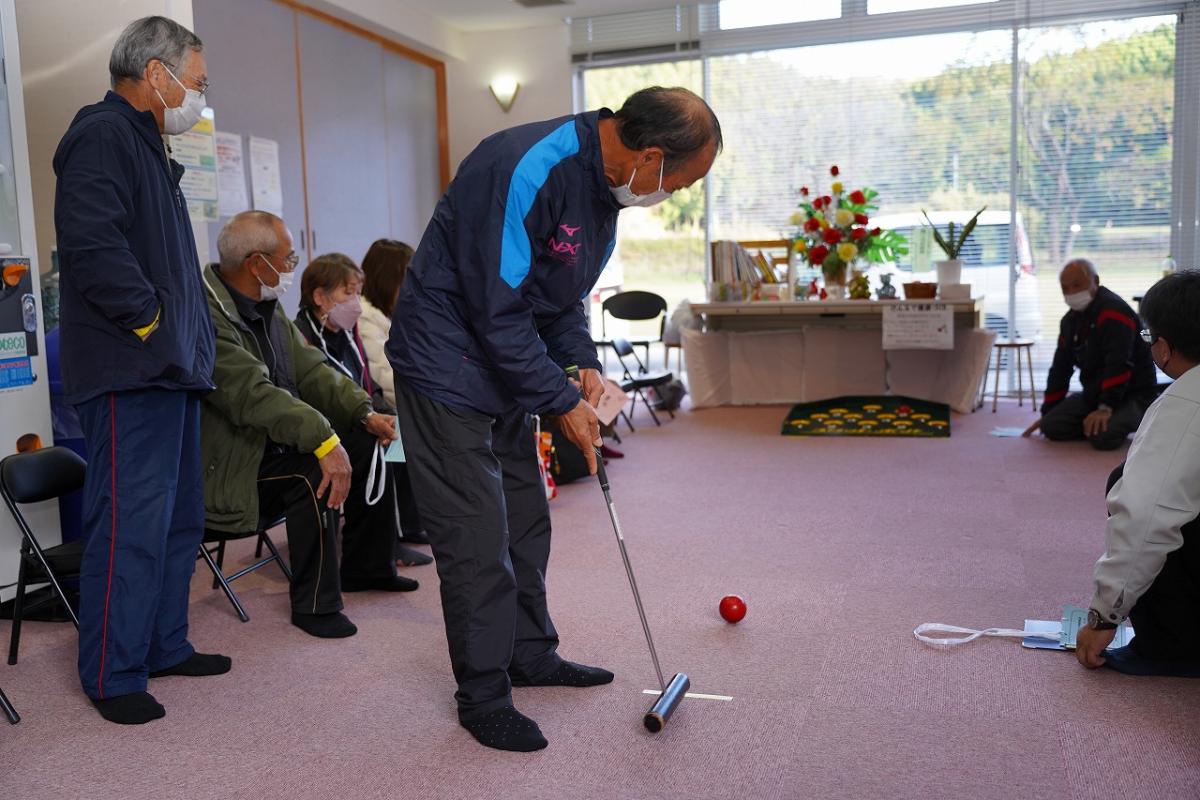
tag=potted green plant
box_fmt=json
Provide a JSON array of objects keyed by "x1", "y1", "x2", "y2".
[{"x1": 921, "y1": 206, "x2": 986, "y2": 288}]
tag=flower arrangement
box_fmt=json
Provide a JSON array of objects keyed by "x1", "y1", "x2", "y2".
[{"x1": 790, "y1": 166, "x2": 908, "y2": 294}]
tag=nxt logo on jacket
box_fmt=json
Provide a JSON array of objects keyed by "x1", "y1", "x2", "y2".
[{"x1": 547, "y1": 223, "x2": 582, "y2": 265}]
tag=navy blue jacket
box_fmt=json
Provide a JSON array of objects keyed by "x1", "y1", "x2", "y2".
[
  {"x1": 53, "y1": 91, "x2": 215, "y2": 405},
  {"x1": 387, "y1": 110, "x2": 619, "y2": 417},
  {"x1": 1042, "y1": 286, "x2": 1158, "y2": 413}
]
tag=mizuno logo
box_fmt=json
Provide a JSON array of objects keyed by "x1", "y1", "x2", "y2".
[
  {"x1": 559, "y1": 224, "x2": 581, "y2": 237},
  {"x1": 548, "y1": 238, "x2": 582, "y2": 256}
]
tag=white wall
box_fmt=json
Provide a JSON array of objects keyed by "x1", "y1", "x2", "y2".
[
  {"x1": 308, "y1": 0, "x2": 463, "y2": 61},
  {"x1": 446, "y1": 23, "x2": 573, "y2": 172},
  {"x1": 16, "y1": 0, "x2": 198, "y2": 273}
]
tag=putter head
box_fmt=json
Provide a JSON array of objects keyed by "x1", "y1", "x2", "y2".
[{"x1": 643, "y1": 672, "x2": 690, "y2": 732}]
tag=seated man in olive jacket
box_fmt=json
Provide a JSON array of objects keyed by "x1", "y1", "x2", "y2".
[{"x1": 201, "y1": 210, "x2": 417, "y2": 639}]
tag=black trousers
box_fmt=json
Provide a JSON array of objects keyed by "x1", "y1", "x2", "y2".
[
  {"x1": 1106, "y1": 464, "x2": 1200, "y2": 660},
  {"x1": 391, "y1": 463, "x2": 423, "y2": 537},
  {"x1": 395, "y1": 377, "x2": 560, "y2": 720},
  {"x1": 258, "y1": 426, "x2": 398, "y2": 615},
  {"x1": 1042, "y1": 393, "x2": 1151, "y2": 450}
]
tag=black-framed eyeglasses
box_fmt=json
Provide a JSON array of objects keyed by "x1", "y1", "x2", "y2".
[
  {"x1": 256, "y1": 251, "x2": 300, "y2": 271},
  {"x1": 160, "y1": 60, "x2": 210, "y2": 94},
  {"x1": 1140, "y1": 328, "x2": 1158, "y2": 344}
]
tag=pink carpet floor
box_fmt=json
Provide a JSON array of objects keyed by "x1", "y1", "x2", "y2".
[{"x1": 2, "y1": 400, "x2": 1199, "y2": 800}]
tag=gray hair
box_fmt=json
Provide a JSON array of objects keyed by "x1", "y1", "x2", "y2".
[
  {"x1": 1062, "y1": 257, "x2": 1098, "y2": 281},
  {"x1": 109, "y1": 16, "x2": 203, "y2": 88},
  {"x1": 217, "y1": 211, "x2": 282, "y2": 271},
  {"x1": 614, "y1": 87, "x2": 722, "y2": 171}
]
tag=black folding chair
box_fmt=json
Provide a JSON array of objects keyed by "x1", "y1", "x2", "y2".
[
  {"x1": 199, "y1": 515, "x2": 298, "y2": 623},
  {"x1": 0, "y1": 447, "x2": 85, "y2": 666},
  {"x1": 610, "y1": 337, "x2": 675, "y2": 429},
  {"x1": 599, "y1": 290, "x2": 668, "y2": 366},
  {"x1": 1, "y1": 685, "x2": 17, "y2": 724}
]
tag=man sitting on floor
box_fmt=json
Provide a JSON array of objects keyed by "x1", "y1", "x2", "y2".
[
  {"x1": 1076, "y1": 270, "x2": 1200, "y2": 677},
  {"x1": 1025, "y1": 259, "x2": 1157, "y2": 449},
  {"x1": 201, "y1": 211, "x2": 417, "y2": 639}
]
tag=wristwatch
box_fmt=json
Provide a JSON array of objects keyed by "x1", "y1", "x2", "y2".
[{"x1": 1087, "y1": 608, "x2": 1119, "y2": 630}]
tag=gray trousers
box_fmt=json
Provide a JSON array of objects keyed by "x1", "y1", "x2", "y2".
[
  {"x1": 1041, "y1": 392, "x2": 1150, "y2": 451},
  {"x1": 394, "y1": 377, "x2": 560, "y2": 720}
]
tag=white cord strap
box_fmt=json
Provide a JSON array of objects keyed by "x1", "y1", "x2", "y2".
[
  {"x1": 913, "y1": 622, "x2": 1060, "y2": 648},
  {"x1": 365, "y1": 441, "x2": 387, "y2": 506}
]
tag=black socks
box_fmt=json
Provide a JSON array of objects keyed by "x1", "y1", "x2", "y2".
[
  {"x1": 340, "y1": 575, "x2": 419, "y2": 592},
  {"x1": 461, "y1": 706, "x2": 548, "y2": 752},
  {"x1": 149, "y1": 652, "x2": 232, "y2": 678},
  {"x1": 511, "y1": 660, "x2": 615, "y2": 688},
  {"x1": 91, "y1": 692, "x2": 165, "y2": 725},
  {"x1": 395, "y1": 545, "x2": 433, "y2": 567},
  {"x1": 292, "y1": 611, "x2": 358, "y2": 638}
]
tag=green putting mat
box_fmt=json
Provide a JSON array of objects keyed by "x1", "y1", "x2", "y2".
[{"x1": 782, "y1": 396, "x2": 951, "y2": 438}]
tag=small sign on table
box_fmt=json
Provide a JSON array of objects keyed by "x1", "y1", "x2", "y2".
[{"x1": 882, "y1": 302, "x2": 954, "y2": 350}]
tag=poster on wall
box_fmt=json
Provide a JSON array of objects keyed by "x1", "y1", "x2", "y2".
[
  {"x1": 169, "y1": 111, "x2": 219, "y2": 222},
  {"x1": 0, "y1": 257, "x2": 37, "y2": 392},
  {"x1": 249, "y1": 135, "x2": 283, "y2": 216},
  {"x1": 215, "y1": 130, "x2": 249, "y2": 216}
]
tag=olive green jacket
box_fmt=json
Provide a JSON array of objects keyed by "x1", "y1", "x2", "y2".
[{"x1": 200, "y1": 266, "x2": 371, "y2": 532}]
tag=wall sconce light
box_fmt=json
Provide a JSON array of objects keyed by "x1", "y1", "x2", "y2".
[{"x1": 489, "y1": 75, "x2": 521, "y2": 113}]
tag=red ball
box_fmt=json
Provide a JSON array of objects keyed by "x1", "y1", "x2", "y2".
[{"x1": 719, "y1": 595, "x2": 747, "y2": 624}]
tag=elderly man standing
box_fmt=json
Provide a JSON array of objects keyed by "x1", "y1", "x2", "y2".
[
  {"x1": 53, "y1": 17, "x2": 224, "y2": 725},
  {"x1": 1025, "y1": 258, "x2": 1158, "y2": 449},
  {"x1": 388, "y1": 86, "x2": 721, "y2": 751},
  {"x1": 202, "y1": 211, "x2": 414, "y2": 641}
]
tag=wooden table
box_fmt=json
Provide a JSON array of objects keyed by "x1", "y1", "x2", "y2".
[{"x1": 690, "y1": 298, "x2": 984, "y2": 332}]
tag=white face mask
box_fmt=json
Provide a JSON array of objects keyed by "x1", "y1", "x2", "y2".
[
  {"x1": 256, "y1": 254, "x2": 294, "y2": 301},
  {"x1": 155, "y1": 63, "x2": 207, "y2": 135},
  {"x1": 1064, "y1": 290, "x2": 1093, "y2": 312},
  {"x1": 610, "y1": 160, "x2": 671, "y2": 208}
]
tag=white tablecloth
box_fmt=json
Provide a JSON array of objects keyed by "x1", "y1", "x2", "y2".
[{"x1": 682, "y1": 327, "x2": 996, "y2": 413}]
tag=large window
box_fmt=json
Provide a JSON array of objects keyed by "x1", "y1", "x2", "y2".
[{"x1": 578, "y1": 7, "x2": 1180, "y2": 388}]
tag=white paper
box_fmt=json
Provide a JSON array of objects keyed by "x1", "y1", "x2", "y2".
[
  {"x1": 594, "y1": 378, "x2": 630, "y2": 426},
  {"x1": 882, "y1": 303, "x2": 954, "y2": 351},
  {"x1": 990, "y1": 427, "x2": 1028, "y2": 437},
  {"x1": 911, "y1": 226, "x2": 934, "y2": 273},
  {"x1": 215, "y1": 131, "x2": 249, "y2": 216},
  {"x1": 249, "y1": 136, "x2": 283, "y2": 216},
  {"x1": 169, "y1": 113, "x2": 219, "y2": 222}
]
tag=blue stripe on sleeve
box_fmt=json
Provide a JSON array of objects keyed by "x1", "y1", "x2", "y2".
[{"x1": 500, "y1": 120, "x2": 581, "y2": 289}]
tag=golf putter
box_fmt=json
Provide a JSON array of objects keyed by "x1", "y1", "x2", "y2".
[{"x1": 594, "y1": 447, "x2": 690, "y2": 732}]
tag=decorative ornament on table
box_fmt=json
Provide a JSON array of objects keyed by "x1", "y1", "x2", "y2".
[
  {"x1": 848, "y1": 270, "x2": 871, "y2": 300},
  {"x1": 877, "y1": 273, "x2": 898, "y2": 300},
  {"x1": 792, "y1": 166, "x2": 907, "y2": 301}
]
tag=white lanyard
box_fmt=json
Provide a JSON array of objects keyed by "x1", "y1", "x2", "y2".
[
  {"x1": 913, "y1": 622, "x2": 1059, "y2": 648},
  {"x1": 304, "y1": 310, "x2": 364, "y2": 382}
]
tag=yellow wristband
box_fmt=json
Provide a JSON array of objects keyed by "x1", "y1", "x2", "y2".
[
  {"x1": 313, "y1": 434, "x2": 340, "y2": 460},
  {"x1": 133, "y1": 308, "x2": 161, "y2": 340}
]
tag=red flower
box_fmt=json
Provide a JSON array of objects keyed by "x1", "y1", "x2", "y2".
[
  {"x1": 822, "y1": 195, "x2": 833, "y2": 207},
  {"x1": 851, "y1": 227, "x2": 868, "y2": 241},
  {"x1": 800, "y1": 186, "x2": 809, "y2": 196},
  {"x1": 803, "y1": 218, "x2": 821, "y2": 232},
  {"x1": 830, "y1": 165, "x2": 840, "y2": 176},
  {"x1": 809, "y1": 244, "x2": 829, "y2": 264},
  {"x1": 812, "y1": 197, "x2": 824, "y2": 210},
  {"x1": 871, "y1": 227, "x2": 882, "y2": 236},
  {"x1": 849, "y1": 190, "x2": 866, "y2": 204},
  {"x1": 854, "y1": 213, "x2": 869, "y2": 225},
  {"x1": 822, "y1": 228, "x2": 842, "y2": 245}
]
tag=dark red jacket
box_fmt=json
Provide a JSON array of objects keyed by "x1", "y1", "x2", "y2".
[{"x1": 1042, "y1": 286, "x2": 1157, "y2": 413}]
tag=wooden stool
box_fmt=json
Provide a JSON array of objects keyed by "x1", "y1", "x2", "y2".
[{"x1": 986, "y1": 339, "x2": 1037, "y2": 413}]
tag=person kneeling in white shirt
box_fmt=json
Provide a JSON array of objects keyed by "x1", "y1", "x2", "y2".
[{"x1": 1077, "y1": 270, "x2": 1200, "y2": 677}]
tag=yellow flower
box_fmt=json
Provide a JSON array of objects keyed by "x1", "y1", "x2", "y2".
[
  {"x1": 831, "y1": 181, "x2": 844, "y2": 194},
  {"x1": 837, "y1": 242, "x2": 859, "y2": 262},
  {"x1": 793, "y1": 239, "x2": 807, "y2": 253},
  {"x1": 790, "y1": 211, "x2": 806, "y2": 226},
  {"x1": 834, "y1": 208, "x2": 854, "y2": 227},
  {"x1": 819, "y1": 218, "x2": 830, "y2": 229}
]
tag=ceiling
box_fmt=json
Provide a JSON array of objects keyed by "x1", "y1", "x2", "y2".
[{"x1": 399, "y1": 0, "x2": 683, "y2": 32}]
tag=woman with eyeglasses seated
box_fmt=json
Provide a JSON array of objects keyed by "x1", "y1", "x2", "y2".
[{"x1": 295, "y1": 252, "x2": 431, "y2": 567}]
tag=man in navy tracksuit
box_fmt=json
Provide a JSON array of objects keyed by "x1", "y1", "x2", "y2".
[
  {"x1": 1034, "y1": 259, "x2": 1158, "y2": 450},
  {"x1": 388, "y1": 87, "x2": 720, "y2": 751},
  {"x1": 53, "y1": 17, "x2": 228, "y2": 725}
]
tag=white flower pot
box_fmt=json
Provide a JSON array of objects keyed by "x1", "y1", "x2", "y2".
[{"x1": 935, "y1": 259, "x2": 962, "y2": 287}]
